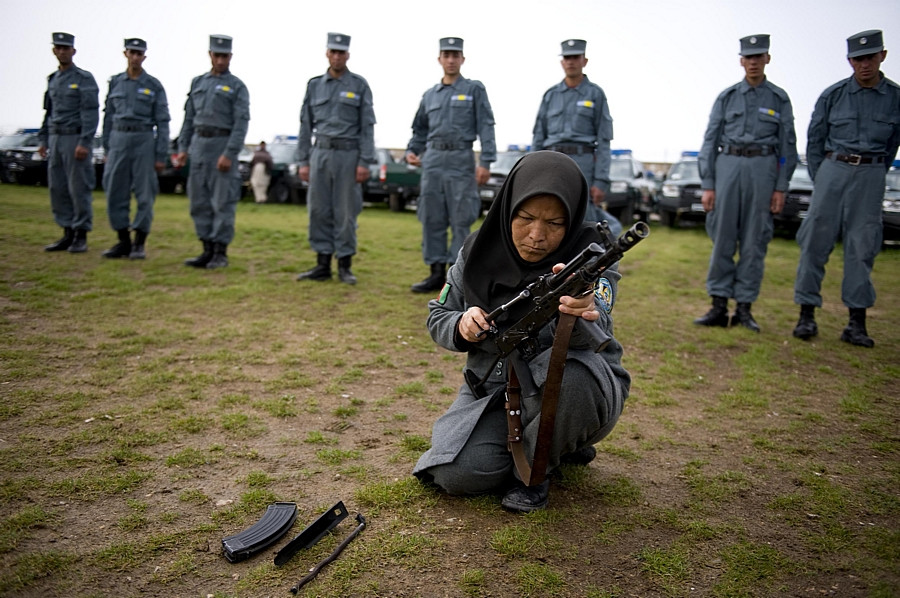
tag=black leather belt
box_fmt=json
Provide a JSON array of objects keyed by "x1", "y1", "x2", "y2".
[
  {"x1": 195, "y1": 126, "x2": 231, "y2": 137},
  {"x1": 721, "y1": 145, "x2": 776, "y2": 157},
  {"x1": 114, "y1": 124, "x2": 153, "y2": 132},
  {"x1": 547, "y1": 144, "x2": 595, "y2": 155},
  {"x1": 428, "y1": 140, "x2": 472, "y2": 151},
  {"x1": 825, "y1": 152, "x2": 886, "y2": 166},
  {"x1": 315, "y1": 137, "x2": 359, "y2": 150},
  {"x1": 50, "y1": 127, "x2": 81, "y2": 135}
]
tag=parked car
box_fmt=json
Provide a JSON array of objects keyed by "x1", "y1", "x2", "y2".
[
  {"x1": 363, "y1": 147, "x2": 421, "y2": 211},
  {"x1": 0, "y1": 129, "x2": 47, "y2": 186},
  {"x1": 776, "y1": 162, "x2": 813, "y2": 236},
  {"x1": 240, "y1": 136, "x2": 306, "y2": 203},
  {"x1": 157, "y1": 138, "x2": 188, "y2": 194},
  {"x1": 605, "y1": 149, "x2": 655, "y2": 223},
  {"x1": 883, "y1": 162, "x2": 900, "y2": 245},
  {"x1": 363, "y1": 148, "x2": 396, "y2": 204},
  {"x1": 658, "y1": 152, "x2": 705, "y2": 227},
  {"x1": 478, "y1": 148, "x2": 528, "y2": 211}
]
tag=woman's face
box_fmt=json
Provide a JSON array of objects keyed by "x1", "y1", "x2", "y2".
[{"x1": 511, "y1": 194, "x2": 568, "y2": 262}]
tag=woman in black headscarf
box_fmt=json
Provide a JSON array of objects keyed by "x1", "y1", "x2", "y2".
[{"x1": 413, "y1": 151, "x2": 631, "y2": 512}]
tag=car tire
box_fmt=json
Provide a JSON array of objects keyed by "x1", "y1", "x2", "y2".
[
  {"x1": 269, "y1": 179, "x2": 290, "y2": 204},
  {"x1": 389, "y1": 192, "x2": 405, "y2": 212}
]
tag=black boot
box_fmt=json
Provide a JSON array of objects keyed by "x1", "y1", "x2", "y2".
[
  {"x1": 185, "y1": 240, "x2": 213, "y2": 268},
  {"x1": 501, "y1": 479, "x2": 550, "y2": 513},
  {"x1": 792, "y1": 304, "x2": 818, "y2": 340},
  {"x1": 297, "y1": 253, "x2": 332, "y2": 281},
  {"x1": 45, "y1": 227, "x2": 74, "y2": 252},
  {"x1": 694, "y1": 296, "x2": 729, "y2": 327},
  {"x1": 129, "y1": 230, "x2": 147, "y2": 260},
  {"x1": 731, "y1": 302, "x2": 760, "y2": 333},
  {"x1": 102, "y1": 228, "x2": 132, "y2": 259},
  {"x1": 411, "y1": 263, "x2": 446, "y2": 293},
  {"x1": 840, "y1": 308, "x2": 874, "y2": 348},
  {"x1": 67, "y1": 229, "x2": 88, "y2": 253},
  {"x1": 205, "y1": 242, "x2": 229, "y2": 269},
  {"x1": 337, "y1": 255, "x2": 357, "y2": 285}
]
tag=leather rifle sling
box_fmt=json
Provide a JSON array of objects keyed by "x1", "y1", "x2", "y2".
[{"x1": 506, "y1": 313, "x2": 577, "y2": 486}]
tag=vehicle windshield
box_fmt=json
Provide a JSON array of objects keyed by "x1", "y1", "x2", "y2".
[
  {"x1": 491, "y1": 152, "x2": 525, "y2": 176},
  {"x1": 268, "y1": 142, "x2": 298, "y2": 164},
  {"x1": 885, "y1": 170, "x2": 900, "y2": 191},
  {"x1": 0, "y1": 133, "x2": 39, "y2": 149},
  {"x1": 667, "y1": 160, "x2": 699, "y2": 181},
  {"x1": 610, "y1": 160, "x2": 634, "y2": 179},
  {"x1": 791, "y1": 164, "x2": 812, "y2": 185}
]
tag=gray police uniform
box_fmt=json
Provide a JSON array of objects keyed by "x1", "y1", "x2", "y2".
[
  {"x1": 794, "y1": 65, "x2": 900, "y2": 309},
  {"x1": 39, "y1": 34, "x2": 99, "y2": 233},
  {"x1": 412, "y1": 252, "x2": 630, "y2": 494},
  {"x1": 297, "y1": 40, "x2": 375, "y2": 260},
  {"x1": 699, "y1": 38, "x2": 797, "y2": 304},
  {"x1": 407, "y1": 41, "x2": 497, "y2": 267},
  {"x1": 532, "y1": 39, "x2": 621, "y2": 234},
  {"x1": 177, "y1": 37, "x2": 249, "y2": 247},
  {"x1": 102, "y1": 40, "x2": 170, "y2": 235}
]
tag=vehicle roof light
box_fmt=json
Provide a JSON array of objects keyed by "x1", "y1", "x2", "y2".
[
  {"x1": 611, "y1": 149, "x2": 632, "y2": 155},
  {"x1": 681, "y1": 151, "x2": 699, "y2": 157}
]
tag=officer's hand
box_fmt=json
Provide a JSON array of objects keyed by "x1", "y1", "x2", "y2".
[
  {"x1": 38, "y1": 145, "x2": 48, "y2": 159},
  {"x1": 154, "y1": 161, "x2": 165, "y2": 174},
  {"x1": 216, "y1": 155, "x2": 232, "y2": 172},
  {"x1": 701, "y1": 189, "x2": 716, "y2": 212},
  {"x1": 770, "y1": 190, "x2": 785, "y2": 214},
  {"x1": 355, "y1": 165, "x2": 370, "y2": 184},
  {"x1": 406, "y1": 152, "x2": 421, "y2": 167},
  {"x1": 74, "y1": 145, "x2": 89, "y2": 161},
  {"x1": 299, "y1": 165, "x2": 310, "y2": 182},
  {"x1": 552, "y1": 263, "x2": 599, "y2": 321},
  {"x1": 173, "y1": 152, "x2": 188, "y2": 168},
  {"x1": 458, "y1": 306, "x2": 490, "y2": 343},
  {"x1": 590, "y1": 186, "x2": 605, "y2": 206},
  {"x1": 475, "y1": 166, "x2": 490, "y2": 186}
]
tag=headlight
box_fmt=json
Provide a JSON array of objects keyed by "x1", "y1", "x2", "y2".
[
  {"x1": 883, "y1": 199, "x2": 900, "y2": 213},
  {"x1": 662, "y1": 184, "x2": 679, "y2": 198},
  {"x1": 610, "y1": 181, "x2": 627, "y2": 193},
  {"x1": 288, "y1": 163, "x2": 298, "y2": 176}
]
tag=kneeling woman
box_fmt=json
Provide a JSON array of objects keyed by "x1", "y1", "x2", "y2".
[{"x1": 413, "y1": 151, "x2": 631, "y2": 512}]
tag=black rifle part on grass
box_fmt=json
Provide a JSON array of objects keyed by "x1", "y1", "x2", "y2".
[
  {"x1": 465, "y1": 220, "x2": 651, "y2": 398},
  {"x1": 274, "y1": 500, "x2": 349, "y2": 567},
  {"x1": 221, "y1": 501, "x2": 298, "y2": 563},
  {"x1": 290, "y1": 512, "x2": 367, "y2": 594}
]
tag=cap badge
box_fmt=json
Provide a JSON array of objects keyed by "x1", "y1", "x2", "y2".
[
  {"x1": 448, "y1": 38, "x2": 456, "y2": 45},
  {"x1": 56, "y1": 34, "x2": 63, "y2": 40},
  {"x1": 860, "y1": 37, "x2": 868, "y2": 45},
  {"x1": 335, "y1": 35, "x2": 342, "y2": 42},
  {"x1": 567, "y1": 40, "x2": 575, "y2": 46}
]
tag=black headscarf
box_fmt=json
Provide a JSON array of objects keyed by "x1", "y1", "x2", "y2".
[{"x1": 461, "y1": 150, "x2": 602, "y2": 313}]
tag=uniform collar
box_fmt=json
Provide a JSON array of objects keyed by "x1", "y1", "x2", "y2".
[
  {"x1": 849, "y1": 72, "x2": 886, "y2": 93},
  {"x1": 739, "y1": 76, "x2": 768, "y2": 93},
  {"x1": 557, "y1": 74, "x2": 591, "y2": 92}
]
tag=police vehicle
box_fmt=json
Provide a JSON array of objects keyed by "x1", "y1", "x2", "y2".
[
  {"x1": 883, "y1": 160, "x2": 900, "y2": 245},
  {"x1": 658, "y1": 151, "x2": 705, "y2": 227},
  {"x1": 605, "y1": 149, "x2": 655, "y2": 223}
]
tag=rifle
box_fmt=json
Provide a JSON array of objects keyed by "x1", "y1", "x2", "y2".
[{"x1": 464, "y1": 220, "x2": 650, "y2": 399}]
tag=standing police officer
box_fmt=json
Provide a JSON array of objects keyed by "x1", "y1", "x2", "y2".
[
  {"x1": 406, "y1": 37, "x2": 497, "y2": 294},
  {"x1": 39, "y1": 32, "x2": 100, "y2": 254},
  {"x1": 175, "y1": 34, "x2": 250, "y2": 269},
  {"x1": 793, "y1": 30, "x2": 900, "y2": 347},
  {"x1": 695, "y1": 34, "x2": 797, "y2": 332},
  {"x1": 296, "y1": 32, "x2": 376, "y2": 285},
  {"x1": 101, "y1": 38, "x2": 170, "y2": 260},
  {"x1": 532, "y1": 39, "x2": 621, "y2": 234}
]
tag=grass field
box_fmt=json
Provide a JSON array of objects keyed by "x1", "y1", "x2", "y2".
[{"x1": 0, "y1": 185, "x2": 898, "y2": 597}]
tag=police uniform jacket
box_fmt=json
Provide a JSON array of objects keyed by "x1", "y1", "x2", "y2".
[
  {"x1": 532, "y1": 75, "x2": 613, "y2": 189},
  {"x1": 806, "y1": 73, "x2": 900, "y2": 181},
  {"x1": 296, "y1": 69, "x2": 376, "y2": 167},
  {"x1": 406, "y1": 76, "x2": 497, "y2": 168},
  {"x1": 102, "y1": 70, "x2": 170, "y2": 162},
  {"x1": 38, "y1": 65, "x2": 100, "y2": 150},
  {"x1": 698, "y1": 77, "x2": 797, "y2": 191},
  {"x1": 177, "y1": 70, "x2": 250, "y2": 162}
]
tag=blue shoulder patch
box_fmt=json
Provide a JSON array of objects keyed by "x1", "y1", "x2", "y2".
[{"x1": 595, "y1": 277, "x2": 615, "y2": 313}]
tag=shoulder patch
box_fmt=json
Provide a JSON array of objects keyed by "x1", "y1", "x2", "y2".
[
  {"x1": 595, "y1": 277, "x2": 615, "y2": 313},
  {"x1": 438, "y1": 282, "x2": 451, "y2": 305}
]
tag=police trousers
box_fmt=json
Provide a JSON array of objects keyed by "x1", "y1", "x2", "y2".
[
  {"x1": 186, "y1": 136, "x2": 241, "y2": 245},
  {"x1": 48, "y1": 133, "x2": 95, "y2": 231},
  {"x1": 103, "y1": 130, "x2": 158, "y2": 233},
  {"x1": 306, "y1": 147, "x2": 363, "y2": 258}
]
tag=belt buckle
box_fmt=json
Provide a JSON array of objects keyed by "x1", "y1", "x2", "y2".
[{"x1": 847, "y1": 154, "x2": 862, "y2": 166}]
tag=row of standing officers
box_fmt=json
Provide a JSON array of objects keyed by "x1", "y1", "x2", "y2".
[{"x1": 36, "y1": 29, "x2": 899, "y2": 346}]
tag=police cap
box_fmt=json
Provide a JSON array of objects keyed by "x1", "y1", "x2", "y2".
[
  {"x1": 52, "y1": 32, "x2": 75, "y2": 47},
  {"x1": 327, "y1": 32, "x2": 351, "y2": 51},
  {"x1": 439, "y1": 37, "x2": 463, "y2": 52},
  {"x1": 739, "y1": 34, "x2": 770, "y2": 56},
  {"x1": 124, "y1": 38, "x2": 147, "y2": 52},
  {"x1": 560, "y1": 39, "x2": 587, "y2": 56},
  {"x1": 847, "y1": 30, "x2": 884, "y2": 58},
  {"x1": 209, "y1": 34, "x2": 233, "y2": 53}
]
